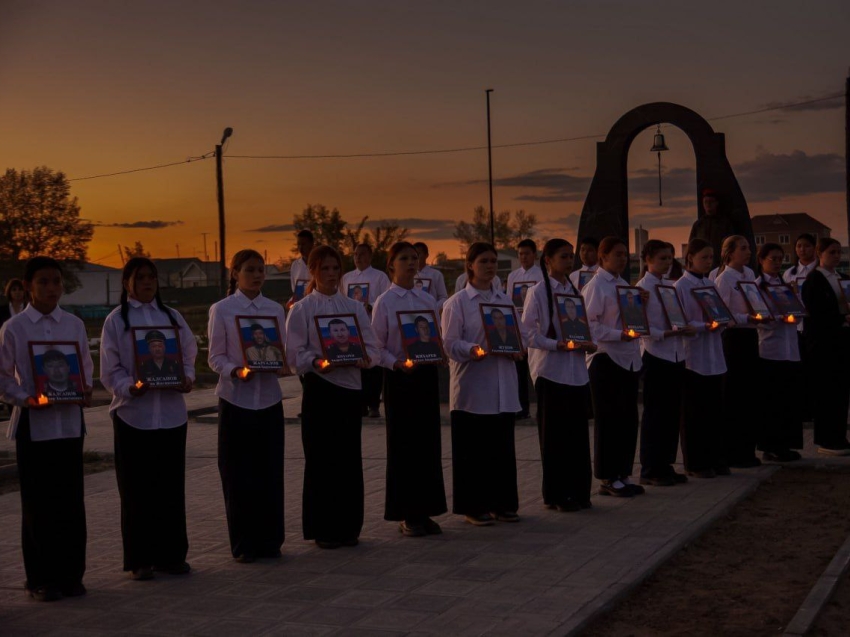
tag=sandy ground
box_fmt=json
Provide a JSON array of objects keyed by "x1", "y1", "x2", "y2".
[{"x1": 810, "y1": 569, "x2": 850, "y2": 636}]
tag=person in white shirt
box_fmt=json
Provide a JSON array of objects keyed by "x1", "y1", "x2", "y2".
[
  {"x1": 507, "y1": 239, "x2": 544, "y2": 420},
  {"x1": 583, "y1": 237, "x2": 645, "y2": 498},
  {"x1": 0, "y1": 278, "x2": 27, "y2": 326},
  {"x1": 714, "y1": 235, "x2": 767, "y2": 469},
  {"x1": 413, "y1": 242, "x2": 448, "y2": 311},
  {"x1": 442, "y1": 242, "x2": 522, "y2": 526},
  {"x1": 286, "y1": 229, "x2": 315, "y2": 310},
  {"x1": 208, "y1": 250, "x2": 291, "y2": 563},
  {"x1": 454, "y1": 271, "x2": 501, "y2": 295},
  {"x1": 0, "y1": 257, "x2": 93, "y2": 602},
  {"x1": 100, "y1": 257, "x2": 197, "y2": 581},
  {"x1": 521, "y1": 239, "x2": 596, "y2": 511},
  {"x1": 341, "y1": 243, "x2": 391, "y2": 418},
  {"x1": 754, "y1": 244, "x2": 803, "y2": 462},
  {"x1": 802, "y1": 238, "x2": 850, "y2": 455},
  {"x1": 285, "y1": 245, "x2": 379, "y2": 549},
  {"x1": 636, "y1": 241, "x2": 695, "y2": 487},
  {"x1": 569, "y1": 236, "x2": 600, "y2": 291},
  {"x1": 371, "y1": 241, "x2": 447, "y2": 537},
  {"x1": 783, "y1": 233, "x2": 817, "y2": 421},
  {"x1": 675, "y1": 239, "x2": 728, "y2": 478}
]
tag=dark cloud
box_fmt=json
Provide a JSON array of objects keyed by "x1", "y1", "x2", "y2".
[
  {"x1": 370, "y1": 218, "x2": 455, "y2": 231},
  {"x1": 96, "y1": 220, "x2": 184, "y2": 229},
  {"x1": 437, "y1": 168, "x2": 591, "y2": 203},
  {"x1": 734, "y1": 150, "x2": 844, "y2": 202},
  {"x1": 250, "y1": 223, "x2": 296, "y2": 233}
]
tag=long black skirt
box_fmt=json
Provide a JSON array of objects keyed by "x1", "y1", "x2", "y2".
[
  {"x1": 450, "y1": 410, "x2": 518, "y2": 515},
  {"x1": 640, "y1": 353, "x2": 685, "y2": 479},
  {"x1": 383, "y1": 366, "x2": 447, "y2": 521},
  {"x1": 535, "y1": 377, "x2": 592, "y2": 505},
  {"x1": 218, "y1": 399, "x2": 285, "y2": 558},
  {"x1": 588, "y1": 354, "x2": 640, "y2": 481},
  {"x1": 361, "y1": 366, "x2": 384, "y2": 413},
  {"x1": 16, "y1": 410, "x2": 86, "y2": 590},
  {"x1": 114, "y1": 417, "x2": 188, "y2": 571},
  {"x1": 757, "y1": 359, "x2": 804, "y2": 452},
  {"x1": 301, "y1": 373, "x2": 364, "y2": 541},
  {"x1": 811, "y1": 332, "x2": 850, "y2": 448},
  {"x1": 722, "y1": 329, "x2": 760, "y2": 465},
  {"x1": 681, "y1": 370, "x2": 724, "y2": 472}
]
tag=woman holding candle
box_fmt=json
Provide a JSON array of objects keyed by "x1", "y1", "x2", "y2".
[
  {"x1": 371, "y1": 241, "x2": 447, "y2": 537},
  {"x1": 521, "y1": 238, "x2": 596, "y2": 511},
  {"x1": 0, "y1": 257, "x2": 93, "y2": 601},
  {"x1": 754, "y1": 244, "x2": 803, "y2": 462},
  {"x1": 208, "y1": 249, "x2": 290, "y2": 563},
  {"x1": 714, "y1": 235, "x2": 766, "y2": 468},
  {"x1": 802, "y1": 238, "x2": 850, "y2": 455},
  {"x1": 285, "y1": 245, "x2": 379, "y2": 548},
  {"x1": 636, "y1": 240, "x2": 695, "y2": 486},
  {"x1": 675, "y1": 239, "x2": 728, "y2": 477},
  {"x1": 582, "y1": 236, "x2": 646, "y2": 497},
  {"x1": 442, "y1": 242, "x2": 522, "y2": 525},
  {"x1": 100, "y1": 258, "x2": 197, "y2": 580}
]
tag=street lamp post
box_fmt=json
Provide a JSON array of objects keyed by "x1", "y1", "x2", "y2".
[
  {"x1": 216, "y1": 127, "x2": 233, "y2": 296},
  {"x1": 486, "y1": 89, "x2": 495, "y2": 246}
]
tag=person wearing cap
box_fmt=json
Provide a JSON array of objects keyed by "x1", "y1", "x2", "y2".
[
  {"x1": 140, "y1": 330, "x2": 183, "y2": 381},
  {"x1": 688, "y1": 189, "x2": 736, "y2": 269}
]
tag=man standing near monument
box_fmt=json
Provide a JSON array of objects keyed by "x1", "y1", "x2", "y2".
[{"x1": 689, "y1": 189, "x2": 735, "y2": 269}]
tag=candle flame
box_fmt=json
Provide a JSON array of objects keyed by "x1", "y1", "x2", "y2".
[
  {"x1": 754, "y1": 313, "x2": 763, "y2": 320},
  {"x1": 237, "y1": 367, "x2": 251, "y2": 378},
  {"x1": 627, "y1": 329, "x2": 637, "y2": 338},
  {"x1": 404, "y1": 359, "x2": 414, "y2": 368},
  {"x1": 710, "y1": 320, "x2": 719, "y2": 329},
  {"x1": 567, "y1": 340, "x2": 576, "y2": 349},
  {"x1": 135, "y1": 380, "x2": 144, "y2": 389},
  {"x1": 37, "y1": 394, "x2": 49, "y2": 405},
  {"x1": 787, "y1": 315, "x2": 796, "y2": 324},
  {"x1": 320, "y1": 360, "x2": 331, "y2": 369},
  {"x1": 475, "y1": 346, "x2": 485, "y2": 356}
]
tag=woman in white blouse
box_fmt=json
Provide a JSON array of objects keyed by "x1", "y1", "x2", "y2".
[
  {"x1": 0, "y1": 257, "x2": 93, "y2": 602},
  {"x1": 100, "y1": 257, "x2": 197, "y2": 581},
  {"x1": 714, "y1": 235, "x2": 766, "y2": 469},
  {"x1": 754, "y1": 243, "x2": 803, "y2": 461},
  {"x1": 285, "y1": 245, "x2": 379, "y2": 549},
  {"x1": 582, "y1": 236, "x2": 645, "y2": 498},
  {"x1": 521, "y1": 238, "x2": 595, "y2": 511},
  {"x1": 371, "y1": 241, "x2": 447, "y2": 537},
  {"x1": 208, "y1": 249, "x2": 290, "y2": 563},
  {"x1": 441, "y1": 242, "x2": 522, "y2": 526},
  {"x1": 675, "y1": 239, "x2": 728, "y2": 478}
]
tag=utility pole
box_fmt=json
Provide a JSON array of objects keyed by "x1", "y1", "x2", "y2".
[
  {"x1": 117, "y1": 244, "x2": 125, "y2": 266},
  {"x1": 216, "y1": 127, "x2": 234, "y2": 296},
  {"x1": 486, "y1": 89, "x2": 495, "y2": 246},
  {"x1": 845, "y1": 69, "x2": 849, "y2": 247},
  {"x1": 201, "y1": 232, "x2": 210, "y2": 261}
]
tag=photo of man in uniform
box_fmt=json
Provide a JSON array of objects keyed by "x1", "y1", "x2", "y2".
[
  {"x1": 326, "y1": 318, "x2": 364, "y2": 362},
  {"x1": 558, "y1": 297, "x2": 591, "y2": 342},
  {"x1": 485, "y1": 307, "x2": 520, "y2": 353},
  {"x1": 406, "y1": 315, "x2": 442, "y2": 361},
  {"x1": 619, "y1": 289, "x2": 648, "y2": 332},
  {"x1": 245, "y1": 323, "x2": 283, "y2": 363},
  {"x1": 140, "y1": 330, "x2": 183, "y2": 382}
]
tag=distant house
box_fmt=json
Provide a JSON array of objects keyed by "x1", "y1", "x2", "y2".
[
  {"x1": 152, "y1": 258, "x2": 221, "y2": 288},
  {"x1": 61, "y1": 263, "x2": 123, "y2": 307},
  {"x1": 751, "y1": 213, "x2": 831, "y2": 265}
]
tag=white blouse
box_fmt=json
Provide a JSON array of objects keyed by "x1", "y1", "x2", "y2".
[
  {"x1": 581, "y1": 268, "x2": 642, "y2": 372},
  {"x1": 285, "y1": 289, "x2": 378, "y2": 390},
  {"x1": 371, "y1": 284, "x2": 439, "y2": 370},
  {"x1": 289, "y1": 257, "x2": 311, "y2": 298},
  {"x1": 755, "y1": 274, "x2": 800, "y2": 362},
  {"x1": 0, "y1": 305, "x2": 94, "y2": 441},
  {"x1": 100, "y1": 299, "x2": 198, "y2": 429},
  {"x1": 783, "y1": 260, "x2": 816, "y2": 284},
  {"x1": 455, "y1": 272, "x2": 502, "y2": 295},
  {"x1": 208, "y1": 290, "x2": 287, "y2": 410},
  {"x1": 521, "y1": 277, "x2": 589, "y2": 387},
  {"x1": 715, "y1": 265, "x2": 757, "y2": 328},
  {"x1": 417, "y1": 265, "x2": 449, "y2": 310},
  {"x1": 507, "y1": 265, "x2": 544, "y2": 313},
  {"x1": 340, "y1": 266, "x2": 391, "y2": 310},
  {"x1": 636, "y1": 271, "x2": 685, "y2": 364},
  {"x1": 569, "y1": 263, "x2": 598, "y2": 290},
  {"x1": 675, "y1": 271, "x2": 727, "y2": 376},
  {"x1": 441, "y1": 284, "x2": 521, "y2": 415}
]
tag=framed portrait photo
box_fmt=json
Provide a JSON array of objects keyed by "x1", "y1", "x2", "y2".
[
  {"x1": 293, "y1": 279, "x2": 309, "y2": 301},
  {"x1": 738, "y1": 281, "x2": 773, "y2": 319},
  {"x1": 132, "y1": 327, "x2": 185, "y2": 388},
  {"x1": 763, "y1": 284, "x2": 807, "y2": 319},
  {"x1": 413, "y1": 277, "x2": 432, "y2": 294},
  {"x1": 554, "y1": 294, "x2": 592, "y2": 343},
  {"x1": 479, "y1": 303, "x2": 522, "y2": 355},
  {"x1": 315, "y1": 313, "x2": 366, "y2": 366},
  {"x1": 656, "y1": 285, "x2": 689, "y2": 330},
  {"x1": 511, "y1": 281, "x2": 536, "y2": 311},
  {"x1": 692, "y1": 286, "x2": 734, "y2": 325},
  {"x1": 839, "y1": 280, "x2": 850, "y2": 307},
  {"x1": 396, "y1": 310, "x2": 445, "y2": 364},
  {"x1": 795, "y1": 277, "x2": 807, "y2": 304},
  {"x1": 616, "y1": 286, "x2": 650, "y2": 335},
  {"x1": 28, "y1": 341, "x2": 86, "y2": 404},
  {"x1": 346, "y1": 282, "x2": 370, "y2": 306},
  {"x1": 577, "y1": 270, "x2": 596, "y2": 291},
  {"x1": 236, "y1": 316, "x2": 284, "y2": 372}
]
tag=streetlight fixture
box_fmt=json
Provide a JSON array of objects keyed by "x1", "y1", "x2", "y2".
[{"x1": 216, "y1": 127, "x2": 233, "y2": 295}]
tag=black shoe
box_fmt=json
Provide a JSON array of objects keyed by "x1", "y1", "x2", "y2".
[
  {"x1": 422, "y1": 518, "x2": 442, "y2": 535},
  {"x1": 259, "y1": 549, "x2": 282, "y2": 559},
  {"x1": 623, "y1": 482, "x2": 645, "y2": 495},
  {"x1": 60, "y1": 582, "x2": 86, "y2": 597},
  {"x1": 714, "y1": 465, "x2": 731, "y2": 476},
  {"x1": 26, "y1": 586, "x2": 62, "y2": 602},
  {"x1": 556, "y1": 499, "x2": 581, "y2": 512},
  {"x1": 579, "y1": 499, "x2": 593, "y2": 509},
  {"x1": 315, "y1": 540, "x2": 341, "y2": 550},
  {"x1": 493, "y1": 511, "x2": 520, "y2": 522},
  {"x1": 340, "y1": 537, "x2": 359, "y2": 547},
  {"x1": 465, "y1": 513, "x2": 495, "y2": 527},
  {"x1": 763, "y1": 450, "x2": 802, "y2": 462},
  {"x1": 671, "y1": 472, "x2": 689, "y2": 484},
  {"x1": 729, "y1": 457, "x2": 761, "y2": 469},
  {"x1": 130, "y1": 567, "x2": 155, "y2": 581},
  {"x1": 640, "y1": 475, "x2": 676, "y2": 487},
  {"x1": 154, "y1": 562, "x2": 191, "y2": 575},
  {"x1": 234, "y1": 553, "x2": 256, "y2": 564},
  {"x1": 598, "y1": 482, "x2": 633, "y2": 497},
  {"x1": 399, "y1": 521, "x2": 427, "y2": 537},
  {"x1": 687, "y1": 469, "x2": 716, "y2": 479}
]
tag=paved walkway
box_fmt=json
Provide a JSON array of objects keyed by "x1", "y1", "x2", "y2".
[{"x1": 0, "y1": 381, "x2": 843, "y2": 636}]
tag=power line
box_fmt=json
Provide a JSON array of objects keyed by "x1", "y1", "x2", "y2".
[
  {"x1": 707, "y1": 92, "x2": 842, "y2": 122},
  {"x1": 69, "y1": 153, "x2": 213, "y2": 182}
]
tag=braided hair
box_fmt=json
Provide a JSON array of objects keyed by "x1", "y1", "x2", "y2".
[
  {"x1": 540, "y1": 238, "x2": 573, "y2": 339},
  {"x1": 119, "y1": 258, "x2": 179, "y2": 331}
]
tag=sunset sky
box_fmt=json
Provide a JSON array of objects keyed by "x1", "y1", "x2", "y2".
[{"x1": 2, "y1": 0, "x2": 848, "y2": 268}]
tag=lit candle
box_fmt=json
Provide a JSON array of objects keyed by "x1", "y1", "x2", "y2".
[
  {"x1": 786, "y1": 315, "x2": 796, "y2": 324},
  {"x1": 37, "y1": 394, "x2": 49, "y2": 405},
  {"x1": 754, "y1": 313, "x2": 763, "y2": 321},
  {"x1": 237, "y1": 366, "x2": 251, "y2": 378},
  {"x1": 134, "y1": 380, "x2": 144, "y2": 389},
  {"x1": 319, "y1": 360, "x2": 331, "y2": 369},
  {"x1": 404, "y1": 359, "x2": 414, "y2": 369},
  {"x1": 474, "y1": 346, "x2": 486, "y2": 357},
  {"x1": 627, "y1": 329, "x2": 637, "y2": 338},
  {"x1": 710, "y1": 320, "x2": 719, "y2": 329},
  {"x1": 566, "y1": 340, "x2": 576, "y2": 349}
]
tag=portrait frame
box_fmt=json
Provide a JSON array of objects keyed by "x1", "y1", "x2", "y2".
[
  {"x1": 396, "y1": 310, "x2": 446, "y2": 365},
  {"x1": 794, "y1": 277, "x2": 807, "y2": 304},
  {"x1": 314, "y1": 313, "x2": 367, "y2": 367},
  {"x1": 292, "y1": 279, "x2": 309, "y2": 302},
  {"x1": 553, "y1": 293, "x2": 593, "y2": 344},
  {"x1": 28, "y1": 340, "x2": 86, "y2": 404},
  {"x1": 131, "y1": 326, "x2": 186, "y2": 388},
  {"x1": 413, "y1": 277, "x2": 432, "y2": 294},
  {"x1": 738, "y1": 281, "x2": 773, "y2": 319},
  {"x1": 839, "y1": 280, "x2": 850, "y2": 309},
  {"x1": 577, "y1": 270, "x2": 595, "y2": 291},
  {"x1": 236, "y1": 315, "x2": 285, "y2": 372},
  {"x1": 763, "y1": 284, "x2": 807, "y2": 319},
  {"x1": 479, "y1": 303, "x2": 522, "y2": 356},
  {"x1": 346, "y1": 282, "x2": 370, "y2": 306},
  {"x1": 692, "y1": 286, "x2": 734, "y2": 325},
  {"x1": 511, "y1": 281, "x2": 537, "y2": 311},
  {"x1": 656, "y1": 285, "x2": 689, "y2": 330},
  {"x1": 616, "y1": 286, "x2": 650, "y2": 335}
]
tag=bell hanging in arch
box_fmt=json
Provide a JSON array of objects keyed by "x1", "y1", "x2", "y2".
[{"x1": 650, "y1": 124, "x2": 669, "y2": 205}]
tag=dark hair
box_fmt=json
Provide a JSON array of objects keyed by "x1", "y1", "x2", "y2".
[
  {"x1": 756, "y1": 242, "x2": 784, "y2": 278},
  {"x1": 228, "y1": 249, "x2": 264, "y2": 296},
  {"x1": 465, "y1": 242, "x2": 497, "y2": 285},
  {"x1": 795, "y1": 233, "x2": 816, "y2": 247},
  {"x1": 296, "y1": 229, "x2": 314, "y2": 242},
  {"x1": 385, "y1": 241, "x2": 417, "y2": 277},
  {"x1": 490, "y1": 308, "x2": 505, "y2": 318},
  {"x1": 413, "y1": 242, "x2": 429, "y2": 254},
  {"x1": 540, "y1": 238, "x2": 573, "y2": 338},
  {"x1": 598, "y1": 236, "x2": 627, "y2": 262},
  {"x1": 816, "y1": 237, "x2": 841, "y2": 256},
  {"x1": 250, "y1": 323, "x2": 264, "y2": 332},
  {"x1": 665, "y1": 242, "x2": 684, "y2": 280},
  {"x1": 639, "y1": 239, "x2": 673, "y2": 277},
  {"x1": 24, "y1": 256, "x2": 62, "y2": 282},
  {"x1": 354, "y1": 243, "x2": 373, "y2": 254},
  {"x1": 4, "y1": 278, "x2": 24, "y2": 297},
  {"x1": 42, "y1": 349, "x2": 68, "y2": 365},
  {"x1": 119, "y1": 257, "x2": 179, "y2": 331},
  {"x1": 579, "y1": 236, "x2": 599, "y2": 249},
  {"x1": 517, "y1": 239, "x2": 537, "y2": 252},
  {"x1": 328, "y1": 318, "x2": 347, "y2": 328},
  {"x1": 717, "y1": 235, "x2": 747, "y2": 275},
  {"x1": 684, "y1": 238, "x2": 712, "y2": 272},
  {"x1": 306, "y1": 245, "x2": 342, "y2": 294},
  {"x1": 413, "y1": 315, "x2": 429, "y2": 327}
]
